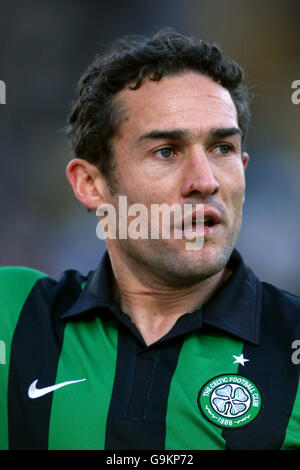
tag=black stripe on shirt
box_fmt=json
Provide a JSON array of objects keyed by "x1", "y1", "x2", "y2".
[
  {"x1": 105, "y1": 324, "x2": 184, "y2": 450},
  {"x1": 222, "y1": 283, "x2": 300, "y2": 450}
]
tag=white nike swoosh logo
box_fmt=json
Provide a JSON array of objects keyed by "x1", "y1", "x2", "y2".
[{"x1": 28, "y1": 378, "x2": 87, "y2": 399}]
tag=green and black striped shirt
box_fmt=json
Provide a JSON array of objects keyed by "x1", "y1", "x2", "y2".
[{"x1": 1, "y1": 249, "x2": 300, "y2": 450}]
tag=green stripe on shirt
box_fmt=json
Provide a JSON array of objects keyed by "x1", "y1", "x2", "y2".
[
  {"x1": 48, "y1": 314, "x2": 119, "y2": 450},
  {"x1": 281, "y1": 376, "x2": 300, "y2": 449},
  {"x1": 165, "y1": 329, "x2": 244, "y2": 450},
  {"x1": 0, "y1": 267, "x2": 47, "y2": 449}
]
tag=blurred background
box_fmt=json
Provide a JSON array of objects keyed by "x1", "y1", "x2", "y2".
[{"x1": 0, "y1": 0, "x2": 299, "y2": 294}]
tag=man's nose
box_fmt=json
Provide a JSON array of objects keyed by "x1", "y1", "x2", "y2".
[{"x1": 181, "y1": 147, "x2": 220, "y2": 197}]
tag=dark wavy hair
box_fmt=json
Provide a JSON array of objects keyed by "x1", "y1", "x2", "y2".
[{"x1": 66, "y1": 29, "x2": 251, "y2": 190}]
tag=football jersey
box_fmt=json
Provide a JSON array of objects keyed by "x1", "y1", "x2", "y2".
[{"x1": 1, "y1": 250, "x2": 300, "y2": 450}]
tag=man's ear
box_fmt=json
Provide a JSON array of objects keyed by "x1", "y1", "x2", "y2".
[
  {"x1": 242, "y1": 152, "x2": 249, "y2": 170},
  {"x1": 66, "y1": 158, "x2": 108, "y2": 210},
  {"x1": 241, "y1": 152, "x2": 249, "y2": 204}
]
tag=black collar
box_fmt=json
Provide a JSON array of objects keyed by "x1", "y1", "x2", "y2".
[{"x1": 61, "y1": 249, "x2": 261, "y2": 346}]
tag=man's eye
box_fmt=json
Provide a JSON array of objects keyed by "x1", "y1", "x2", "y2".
[
  {"x1": 214, "y1": 144, "x2": 233, "y2": 155},
  {"x1": 155, "y1": 147, "x2": 174, "y2": 159}
]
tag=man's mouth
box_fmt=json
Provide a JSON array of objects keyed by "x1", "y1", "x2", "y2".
[
  {"x1": 203, "y1": 217, "x2": 215, "y2": 228},
  {"x1": 183, "y1": 208, "x2": 221, "y2": 233}
]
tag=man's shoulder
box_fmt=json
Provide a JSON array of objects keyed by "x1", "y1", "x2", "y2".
[
  {"x1": 0, "y1": 265, "x2": 87, "y2": 318},
  {"x1": 0, "y1": 265, "x2": 47, "y2": 279},
  {"x1": 260, "y1": 280, "x2": 300, "y2": 327},
  {"x1": 0, "y1": 266, "x2": 49, "y2": 338},
  {"x1": 0, "y1": 265, "x2": 88, "y2": 287},
  {"x1": 0, "y1": 265, "x2": 88, "y2": 336},
  {"x1": 0, "y1": 265, "x2": 48, "y2": 302},
  {"x1": 261, "y1": 280, "x2": 300, "y2": 309}
]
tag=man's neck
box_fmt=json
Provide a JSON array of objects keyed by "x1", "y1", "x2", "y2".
[{"x1": 108, "y1": 249, "x2": 231, "y2": 346}]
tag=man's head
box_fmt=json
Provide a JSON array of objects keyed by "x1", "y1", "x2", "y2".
[
  {"x1": 66, "y1": 29, "x2": 250, "y2": 192},
  {"x1": 66, "y1": 29, "x2": 250, "y2": 286}
]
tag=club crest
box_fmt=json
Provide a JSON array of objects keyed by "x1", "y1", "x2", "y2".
[{"x1": 198, "y1": 374, "x2": 262, "y2": 429}]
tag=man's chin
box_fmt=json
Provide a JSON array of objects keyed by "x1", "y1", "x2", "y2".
[
  {"x1": 146, "y1": 242, "x2": 233, "y2": 286},
  {"x1": 113, "y1": 234, "x2": 234, "y2": 286}
]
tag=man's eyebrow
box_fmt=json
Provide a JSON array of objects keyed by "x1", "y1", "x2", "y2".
[
  {"x1": 137, "y1": 129, "x2": 192, "y2": 142},
  {"x1": 137, "y1": 127, "x2": 242, "y2": 143},
  {"x1": 209, "y1": 127, "x2": 242, "y2": 139}
]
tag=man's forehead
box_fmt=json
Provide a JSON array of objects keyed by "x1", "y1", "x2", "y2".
[
  {"x1": 116, "y1": 71, "x2": 238, "y2": 135},
  {"x1": 118, "y1": 72, "x2": 237, "y2": 137},
  {"x1": 120, "y1": 72, "x2": 235, "y2": 111}
]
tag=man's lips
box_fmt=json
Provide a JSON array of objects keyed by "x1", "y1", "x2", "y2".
[{"x1": 177, "y1": 206, "x2": 222, "y2": 231}]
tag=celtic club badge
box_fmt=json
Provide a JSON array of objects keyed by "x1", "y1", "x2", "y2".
[{"x1": 198, "y1": 374, "x2": 262, "y2": 429}]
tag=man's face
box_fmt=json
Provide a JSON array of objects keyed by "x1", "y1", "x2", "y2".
[{"x1": 103, "y1": 72, "x2": 248, "y2": 285}]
